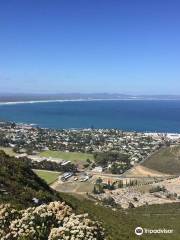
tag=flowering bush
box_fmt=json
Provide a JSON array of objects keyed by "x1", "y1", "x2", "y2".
[{"x1": 0, "y1": 201, "x2": 105, "y2": 240}]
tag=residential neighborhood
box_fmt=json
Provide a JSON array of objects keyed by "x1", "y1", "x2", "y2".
[{"x1": 0, "y1": 121, "x2": 177, "y2": 169}]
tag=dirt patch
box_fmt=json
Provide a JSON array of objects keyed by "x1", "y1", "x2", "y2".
[
  {"x1": 51, "y1": 181, "x2": 94, "y2": 193},
  {"x1": 125, "y1": 165, "x2": 169, "y2": 177}
]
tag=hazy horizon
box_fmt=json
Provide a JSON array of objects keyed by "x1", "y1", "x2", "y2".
[{"x1": 1, "y1": 92, "x2": 180, "y2": 95}]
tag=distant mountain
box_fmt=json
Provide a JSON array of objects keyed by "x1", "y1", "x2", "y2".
[{"x1": 0, "y1": 93, "x2": 180, "y2": 102}]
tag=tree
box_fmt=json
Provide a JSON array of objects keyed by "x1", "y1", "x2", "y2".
[
  {"x1": 13, "y1": 146, "x2": 20, "y2": 153},
  {"x1": 102, "y1": 197, "x2": 117, "y2": 207},
  {"x1": 118, "y1": 180, "x2": 123, "y2": 188},
  {"x1": 128, "y1": 202, "x2": 135, "y2": 208},
  {"x1": 96, "y1": 177, "x2": 103, "y2": 184},
  {"x1": 86, "y1": 158, "x2": 92, "y2": 164},
  {"x1": 94, "y1": 151, "x2": 130, "y2": 168}
]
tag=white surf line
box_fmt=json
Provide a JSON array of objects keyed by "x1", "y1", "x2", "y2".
[
  {"x1": 0, "y1": 98, "x2": 140, "y2": 106},
  {"x1": 1, "y1": 98, "x2": 179, "y2": 106}
]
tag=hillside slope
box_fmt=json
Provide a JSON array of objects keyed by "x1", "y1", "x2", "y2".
[
  {"x1": 141, "y1": 145, "x2": 180, "y2": 175},
  {"x1": 0, "y1": 151, "x2": 60, "y2": 207},
  {"x1": 0, "y1": 151, "x2": 105, "y2": 239},
  {"x1": 62, "y1": 193, "x2": 180, "y2": 240},
  {"x1": 1, "y1": 150, "x2": 180, "y2": 240},
  {"x1": 124, "y1": 165, "x2": 168, "y2": 177}
]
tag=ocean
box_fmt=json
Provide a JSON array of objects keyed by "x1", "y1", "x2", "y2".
[{"x1": 0, "y1": 100, "x2": 180, "y2": 133}]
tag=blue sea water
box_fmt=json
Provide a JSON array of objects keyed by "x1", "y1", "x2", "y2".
[{"x1": 0, "y1": 100, "x2": 180, "y2": 133}]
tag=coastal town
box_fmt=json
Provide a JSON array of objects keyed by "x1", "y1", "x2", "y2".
[
  {"x1": 1, "y1": 0, "x2": 180, "y2": 238},
  {"x1": 1, "y1": 121, "x2": 180, "y2": 210},
  {"x1": 0, "y1": 121, "x2": 178, "y2": 166}
]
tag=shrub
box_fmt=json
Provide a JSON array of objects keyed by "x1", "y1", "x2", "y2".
[
  {"x1": 102, "y1": 197, "x2": 117, "y2": 207},
  {"x1": 0, "y1": 201, "x2": 105, "y2": 240},
  {"x1": 149, "y1": 185, "x2": 166, "y2": 193}
]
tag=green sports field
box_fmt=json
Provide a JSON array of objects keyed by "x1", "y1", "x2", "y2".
[
  {"x1": 39, "y1": 150, "x2": 94, "y2": 164},
  {"x1": 34, "y1": 169, "x2": 60, "y2": 184}
]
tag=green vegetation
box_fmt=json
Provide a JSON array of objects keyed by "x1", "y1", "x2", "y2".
[
  {"x1": 94, "y1": 151, "x2": 129, "y2": 166},
  {"x1": 1, "y1": 149, "x2": 180, "y2": 240},
  {"x1": 0, "y1": 201, "x2": 105, "y2": 240},
  {"x1": 149, "y1": 185, "x2": 166, "y2": 193},
  {"x1": 61, "y1": 193, "x2": 180, "y2": 240},
  {"x1": 34, "y1": 170, "x2": 60, "y2": 184},
  {"x1": 94, "y1": 151, "x2": 130, "y2": 173},
  {"x1": 39, "y1": 150, "x2": 94, "y2": 165},
  {"x1": 31, "y1": 159, "x2": 77, "y2": 172},
  {"x1": 0, "y1": 151, "x2": 60, "y2": 208},
  {"x1": 102, "y1": 196, "x2": 117, "y2": 207},
  {"x1": 142, "y1": 145, "x2": 180, "y2": 175}
]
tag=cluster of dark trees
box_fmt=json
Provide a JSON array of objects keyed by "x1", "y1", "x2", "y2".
[
  {"x1": 94, "y1": 151, "x2": 130, "y2": 167},
  {"x1": 93, "y1": 178, "x2": 117, "y2": 194},
  {"x1": 93, "y1": 178, "x2": 139, "y2": 195},
  {"x1": 102, "y1": 197, "x2": 117, "y2": 207},
  {"x1": 110, "y1": 162, "x2": 131, "y2": 174},
  {"x1": 0, "y1": 133, "x2": 9, "y2": 147},
  {"x1": 31, "y1": 159, "x2": 77, "y2": 173},
  {"x1": 117, "y1": 179, "x2": 138, "y2": 188},
  {"x1": 149, "y1": 185, "x2": 166, "y2": 193},
  {"x1": 94, "y1": 151, "x2": 131, "y2": 174}
]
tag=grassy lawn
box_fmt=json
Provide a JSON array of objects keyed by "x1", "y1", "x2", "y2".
[
  {"x1": 0, "y1": 147, "x2": 16, "y2": 156},
  {"x1": 34, "y1": 170, "x2": 60, "y2": 184},
  {"x1": 142, "y1": 145, "x2": 180, "y2": 175},
  {"x1": 39, "y1": 150, "x2": 94, "y2": 165}
]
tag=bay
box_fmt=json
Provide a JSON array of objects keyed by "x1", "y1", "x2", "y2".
[{"x1": 0, "y1": 100, "x2": 180, "y2": 132}]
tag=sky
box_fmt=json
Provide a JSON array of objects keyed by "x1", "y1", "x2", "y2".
[{"x1": 0, "y1": 0, "x2": 180, "y2": 95}]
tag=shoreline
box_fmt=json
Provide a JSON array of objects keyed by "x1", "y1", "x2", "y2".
[
  {"x1": 0, "y1": 100, "x2": 180, "y2": 135},
  {"x1": 0, "y1": 98, "x2": 180, "y2": 106},
  {"x1": 1, "y1": 120, "x2": 180, "y2": 137}
]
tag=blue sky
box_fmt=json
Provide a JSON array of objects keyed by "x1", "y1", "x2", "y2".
[{"x1": 0, "y1": 0, "x2": 180, "y2": 94}]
